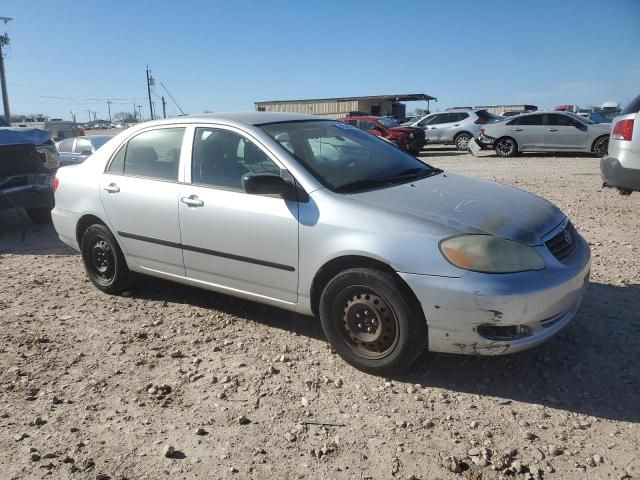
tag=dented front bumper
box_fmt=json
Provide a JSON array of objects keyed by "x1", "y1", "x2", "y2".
[{"x1": 399, "y1": 234, "x2": 591, "y2": 355}]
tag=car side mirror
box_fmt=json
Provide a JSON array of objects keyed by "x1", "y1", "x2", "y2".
[
  {"x1": 80, "y1": 149, "x2": 93, "y2": 156},
  {"x1": 242, "y1": 173, "x2": 293, "y2": 196}
]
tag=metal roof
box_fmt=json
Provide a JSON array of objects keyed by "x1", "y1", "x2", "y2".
[{"x1": 255, "y1": 93, "x2": 437, "y2": 105}]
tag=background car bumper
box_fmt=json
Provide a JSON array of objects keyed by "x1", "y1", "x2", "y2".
[
  {"x1": 399, "y1": 238, "x2": 591, "y2": 355},
  {"x1": 600, "y1": 156, "x2": 640, "y2": 192}
]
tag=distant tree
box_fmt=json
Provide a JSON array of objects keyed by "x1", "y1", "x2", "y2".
[{"x1": 113, "y1": 112, "x2": 137, "y2": 123}]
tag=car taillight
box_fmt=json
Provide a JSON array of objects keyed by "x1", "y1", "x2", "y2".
[
  {"x1": 612, "y1": 119, "x2": 634, "y2": 141},
  {"x1": 53, "y1": 176, "x2": 59, "y2": 192}
]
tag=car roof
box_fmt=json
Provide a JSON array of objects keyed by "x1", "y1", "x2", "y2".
[{"x1": 137, "y1": 112, "x2": 322, "y2": 128}]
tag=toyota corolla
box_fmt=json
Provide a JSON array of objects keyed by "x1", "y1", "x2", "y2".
[{"x1": 51, "y1": 113, "x2": 591, "y2": 374}]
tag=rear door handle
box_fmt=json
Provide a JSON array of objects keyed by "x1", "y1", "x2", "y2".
[
  {"x1": 181, "y1": 195, "x2": 204, "y2": 207},
  {"x1": 547, "y1": 128, "x2": 558, "y2": 132},
  {"x1": 103, "y1": 183, "x2": 120, "y2": 193}
]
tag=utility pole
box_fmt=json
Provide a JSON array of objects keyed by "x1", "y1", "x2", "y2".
[
  {"x1": 87, "y1": 109, "x2": 92, "y2": 123},
  {"x1": 133, "y1": 103, "x2": 137, "y2": 121},
  {"x1": 146, "y1": 65, "x2": 154, "y2": 120},
  {"x1": 0, "y1": 17, "x2": 13, "y2": 126},
  {"x1": 136, "y1": 104, "x2": 142, "y2": 122},
  {"x1": 106, "y1": 100, "x2": 112, "y2": 124},
  {"x1": 161, "y1": 96, "x2": 166, "y2": 119},
  {"x1": 70, "y1": 110, "x2": 76, "y2": 123}
]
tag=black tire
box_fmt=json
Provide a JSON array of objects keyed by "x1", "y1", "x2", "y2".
[
  {"x1": 319, "y1": 268, "x2": 427, "y2": 375},
  {"x1": 495, "y1": 137, "x2": 518, "y2": 157},
  {"x1": 25, "y1": 207, "x2": 52, "y2": 225},
  {"x1": 454, "y1": 133, "x2": 472, "y2": 151},
  {"x1": 80, "y1": 223, "x2": 130, "y2": 294},
  {"x1": 592, "y1": 136, "x2": 609, "y2": 157}
]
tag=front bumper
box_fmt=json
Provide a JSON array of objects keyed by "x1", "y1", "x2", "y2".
[
  {"x1": 600, "y1": 156, "x2": 640, "y2": 192},
  {"x1": 476, "y1": 134, "x2": 495, "y2": 149},
  {"x1": 400, "y1": 235, "x2": 591, "y2": 355}
]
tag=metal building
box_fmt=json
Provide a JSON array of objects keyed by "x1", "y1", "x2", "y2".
[
  {"x1": 447, "y1": 104, "x2": 538, "y2": 115},
  {"x1": 255, "y1": 93, "x2": 437, "y2": 120}
]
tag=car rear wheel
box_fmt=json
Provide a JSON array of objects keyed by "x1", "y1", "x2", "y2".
[
  {"x1": 81, "y1": 223, "x2": 131, "y2": 294},
  {"x1": 319, "y1": 268, "x2": 427, "y2": 375},
  {"x1": 455, "y1": 133, "x2": 472, "y2": 151},
  {"x1": 592, "y1": 136, "x2": 609, "y2": 157},
  {"x1": 25, "y1": 207, "x2": 52, "y2": 225},
  {"x1": 495, "y1": 137, "x2": 518, "y2": 157}
]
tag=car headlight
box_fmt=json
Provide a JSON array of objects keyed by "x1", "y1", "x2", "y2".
[
  {"x1": 439, "y1": 235, "x2": 545, "y2": 273},
  {"x1": 409, "y1": 132, "x2": 414, "y2": 138}
]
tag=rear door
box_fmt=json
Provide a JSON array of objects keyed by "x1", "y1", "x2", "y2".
[
  {"x1": 507, "y1": 114, "x2": 546, "y2": 150},
  {"x1": 178, "y1": 125, "x2": 299, "y2": 304},
  {"x1": 544, "y1": 113, "x2": 588, "y2": 151},
  {"x1": 99, "y1": 126, "x2": 188, "y2": 276},
  {"x1": 423, "y1": 114, "x2": 448, "y2": 141}
]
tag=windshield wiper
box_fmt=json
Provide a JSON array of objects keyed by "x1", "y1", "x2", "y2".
[
  {"x1": 334, "y1": 178, "x2": 392, "y2": 193},
  {"x1": 385, "y1": 167, "x2": 442, "y2": 183}
]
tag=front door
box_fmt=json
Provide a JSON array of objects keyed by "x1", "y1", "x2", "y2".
[
  {"x1": 99, "y1": 126, "x2": 187, "y2": 276},
  {"x1": 179, "y1": 126, "x2": 299, "y2": 304},
  {"x1": 508, "y1": 113, "x2": 547, "y2": 150},
  {"x1": 544, "y1": 113, "x2": 588, "y2": 151}
]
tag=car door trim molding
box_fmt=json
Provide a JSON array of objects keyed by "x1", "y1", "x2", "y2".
[{"x1": 117, "y1": 231, "x2": 295, "y2": 272}]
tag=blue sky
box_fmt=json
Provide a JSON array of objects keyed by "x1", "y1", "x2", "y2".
[{"x1": 1, "y1": 0, "x2": 639, "y2": 120}]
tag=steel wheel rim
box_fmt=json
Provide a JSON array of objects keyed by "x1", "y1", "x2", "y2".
[
  {"x1": 336, "y1": 287, "x2": 399, "y2": 360},
  {"x1": 496, "y1": 139, "x2": 513, "y2": 156},
  {"x1": 457, "y1": 135, "x2": 470, "y2": 149},
  {"x1": 90, "y1": 239, "x2": 115, "y2": 281}
]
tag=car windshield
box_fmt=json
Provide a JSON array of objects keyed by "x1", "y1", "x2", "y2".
[
  {"x1": 377, "y1": 117, "x2": 399, "y2": 128},
  {"x1": 260, "y1": 120, "x2": 441, "y2": 193}
]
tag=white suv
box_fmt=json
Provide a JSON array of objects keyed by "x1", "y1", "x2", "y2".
[
  {"x1": 601, "y1": 94, "x2": 640, "y2": 194},
  {"x1": 403, "y1": 109, "x2": 501, "y2": 151}
]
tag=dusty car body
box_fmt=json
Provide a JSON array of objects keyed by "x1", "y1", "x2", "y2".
[
  {"x1": 478, "y1": 111, "x2": 611, "y2": 157},
  {"x1": 52, "y1": 113, "x2": 591, "y2": 373},
  {"x1": 0, "y1": 127, "x2": 59, "y2": 224}
]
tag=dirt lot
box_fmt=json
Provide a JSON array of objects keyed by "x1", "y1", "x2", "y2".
[{"x1": 1, "y1": 147, "x2": 639, "y2": 480}]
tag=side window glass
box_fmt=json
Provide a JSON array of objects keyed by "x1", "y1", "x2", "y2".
[
  {"x1": 359, "y1": 120, "x2": 377, "y2": 131},
  {"x1": 548, "y1": 114, "x2": 573, "y2": 127},
  {"x1": 74, "y1": 138, "x2": 92, "y2": 153},
  {"x1": 123, "y1": 128, "x2": 184, "y2": 181},
  {"x1": 107, "y1": 145, "x2": 126, "y2": 174},
  {"x1": 520, "y1": 115, "x2": 544, "y2": 126},
  {"x1": 57, "y1": 139, "x2": 73, "y2": 153},
  {"x1": 456, "y1": 113, "x2": 469, "y2": 121},
  {"x1": 192, "y1": 128, "x2": 280, "y2": 190}
]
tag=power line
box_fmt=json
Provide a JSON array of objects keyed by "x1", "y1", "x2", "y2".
[{"x1": 160, "y1": 82, "x2": 185, "y2": 115}]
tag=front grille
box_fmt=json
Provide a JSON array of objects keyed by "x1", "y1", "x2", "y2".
[{"x1": 545, "y1": 222, "x2": 577, "y2": 263}]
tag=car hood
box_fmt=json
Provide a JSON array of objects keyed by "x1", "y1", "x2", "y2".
[{"x1": 349, "y1": 172, "x2": 565, "y2": 245}]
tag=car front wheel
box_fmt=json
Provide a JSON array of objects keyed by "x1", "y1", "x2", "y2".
[
  {"x1": 592, "y1": 136, "x2": 609, "y2": 157},
  {"x1": 495, "y1": 137, "x2": 518, "y2": 157},
  {"x1": 81, "y1": 223, "x2": 131, "y2": 294},
  {"x1": 319, "y1": 268, "x2": 427, "y2": 375}
]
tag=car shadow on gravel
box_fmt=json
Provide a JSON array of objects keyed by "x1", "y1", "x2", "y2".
[
  {"x1": 128, "y1": 275, "x2": 639, "y2": 423},
  {"x1": 395, "y1": 281, "x2": 640, "y2": 424},
  {"x1": 129, "y1": 275, "x2": 325, "y2": 341},
  {"x1": 0, "y1": 208, "x2": 76, "y2": 256}
]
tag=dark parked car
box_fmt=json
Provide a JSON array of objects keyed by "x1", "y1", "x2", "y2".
[
  {"x1": 340, "y1": 116, "x2": 426, "y2": 154},
  {"x1": 57, "y1": 135, "x2": 113, "y2": 166}
]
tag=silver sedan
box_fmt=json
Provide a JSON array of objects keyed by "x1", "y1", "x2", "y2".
[
  {"x1": 478, "y1": 111, "x2": 610, "y2": 157},
  {"x1": 51, "y1": 113, "x2": 591, "y2": 374}
]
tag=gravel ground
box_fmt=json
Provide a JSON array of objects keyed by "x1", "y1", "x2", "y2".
[{"x1": 1, "y1": 147, "x2": 639, "y2": 480}]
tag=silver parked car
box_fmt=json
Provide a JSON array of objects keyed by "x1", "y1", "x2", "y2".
[
  {"x1": 403, "y1": 109, "x2": 501, "y2": 150},
  {"x1": 57, "y1": 135, "x2": 113, "y2": 167},
  {"x1": 52, "y1": 113, "x2": 591, "y2": 374},
  {"x1": 478, "y1": 111, "x2": 610, "y2": 157},
  {"x1": 601, "y1": 94, "x2": 640, "y2": 194}
]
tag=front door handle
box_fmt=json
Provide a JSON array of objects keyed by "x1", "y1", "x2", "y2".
[
  {"x1": 547, "y1": 128, "x2": 558, "y2": 132},
  {"x1": 103, "y1": 183, "x2": 120, "y2": 193},
  {"x1": 513, "y1": 128, "x2": 523, "y2": 132},
  {"x1": 181, "y1": 195, "x2": 204, "y2": 207}
]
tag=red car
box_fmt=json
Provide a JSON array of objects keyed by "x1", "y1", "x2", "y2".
[{"x1": 340, "y1": 116, "x2": 426, "y2": 155}]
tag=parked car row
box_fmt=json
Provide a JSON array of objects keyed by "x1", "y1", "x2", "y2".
[{"x1": 339, "y1": 116, "x2": 426, "y2": 154}]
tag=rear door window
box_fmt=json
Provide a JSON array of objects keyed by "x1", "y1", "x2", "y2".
[
  {"x1": 455, "y1": 113, "x2": 469, "y2": 121},
  {"x1": 123, "y1": 128, "x2": 185, "y2": 181},
  {"x1": 358, "y1": 120, "x2": 378, "y2": 131},
  {"x1": 547, "y1": 114, "x2": 576, "y2": 126},
  {"x1": 57, "y1": 139, "x2": 74, "y2": 153},
  {"x1": 512, "y1": 114, "x2": 544, "y2": 126}
]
